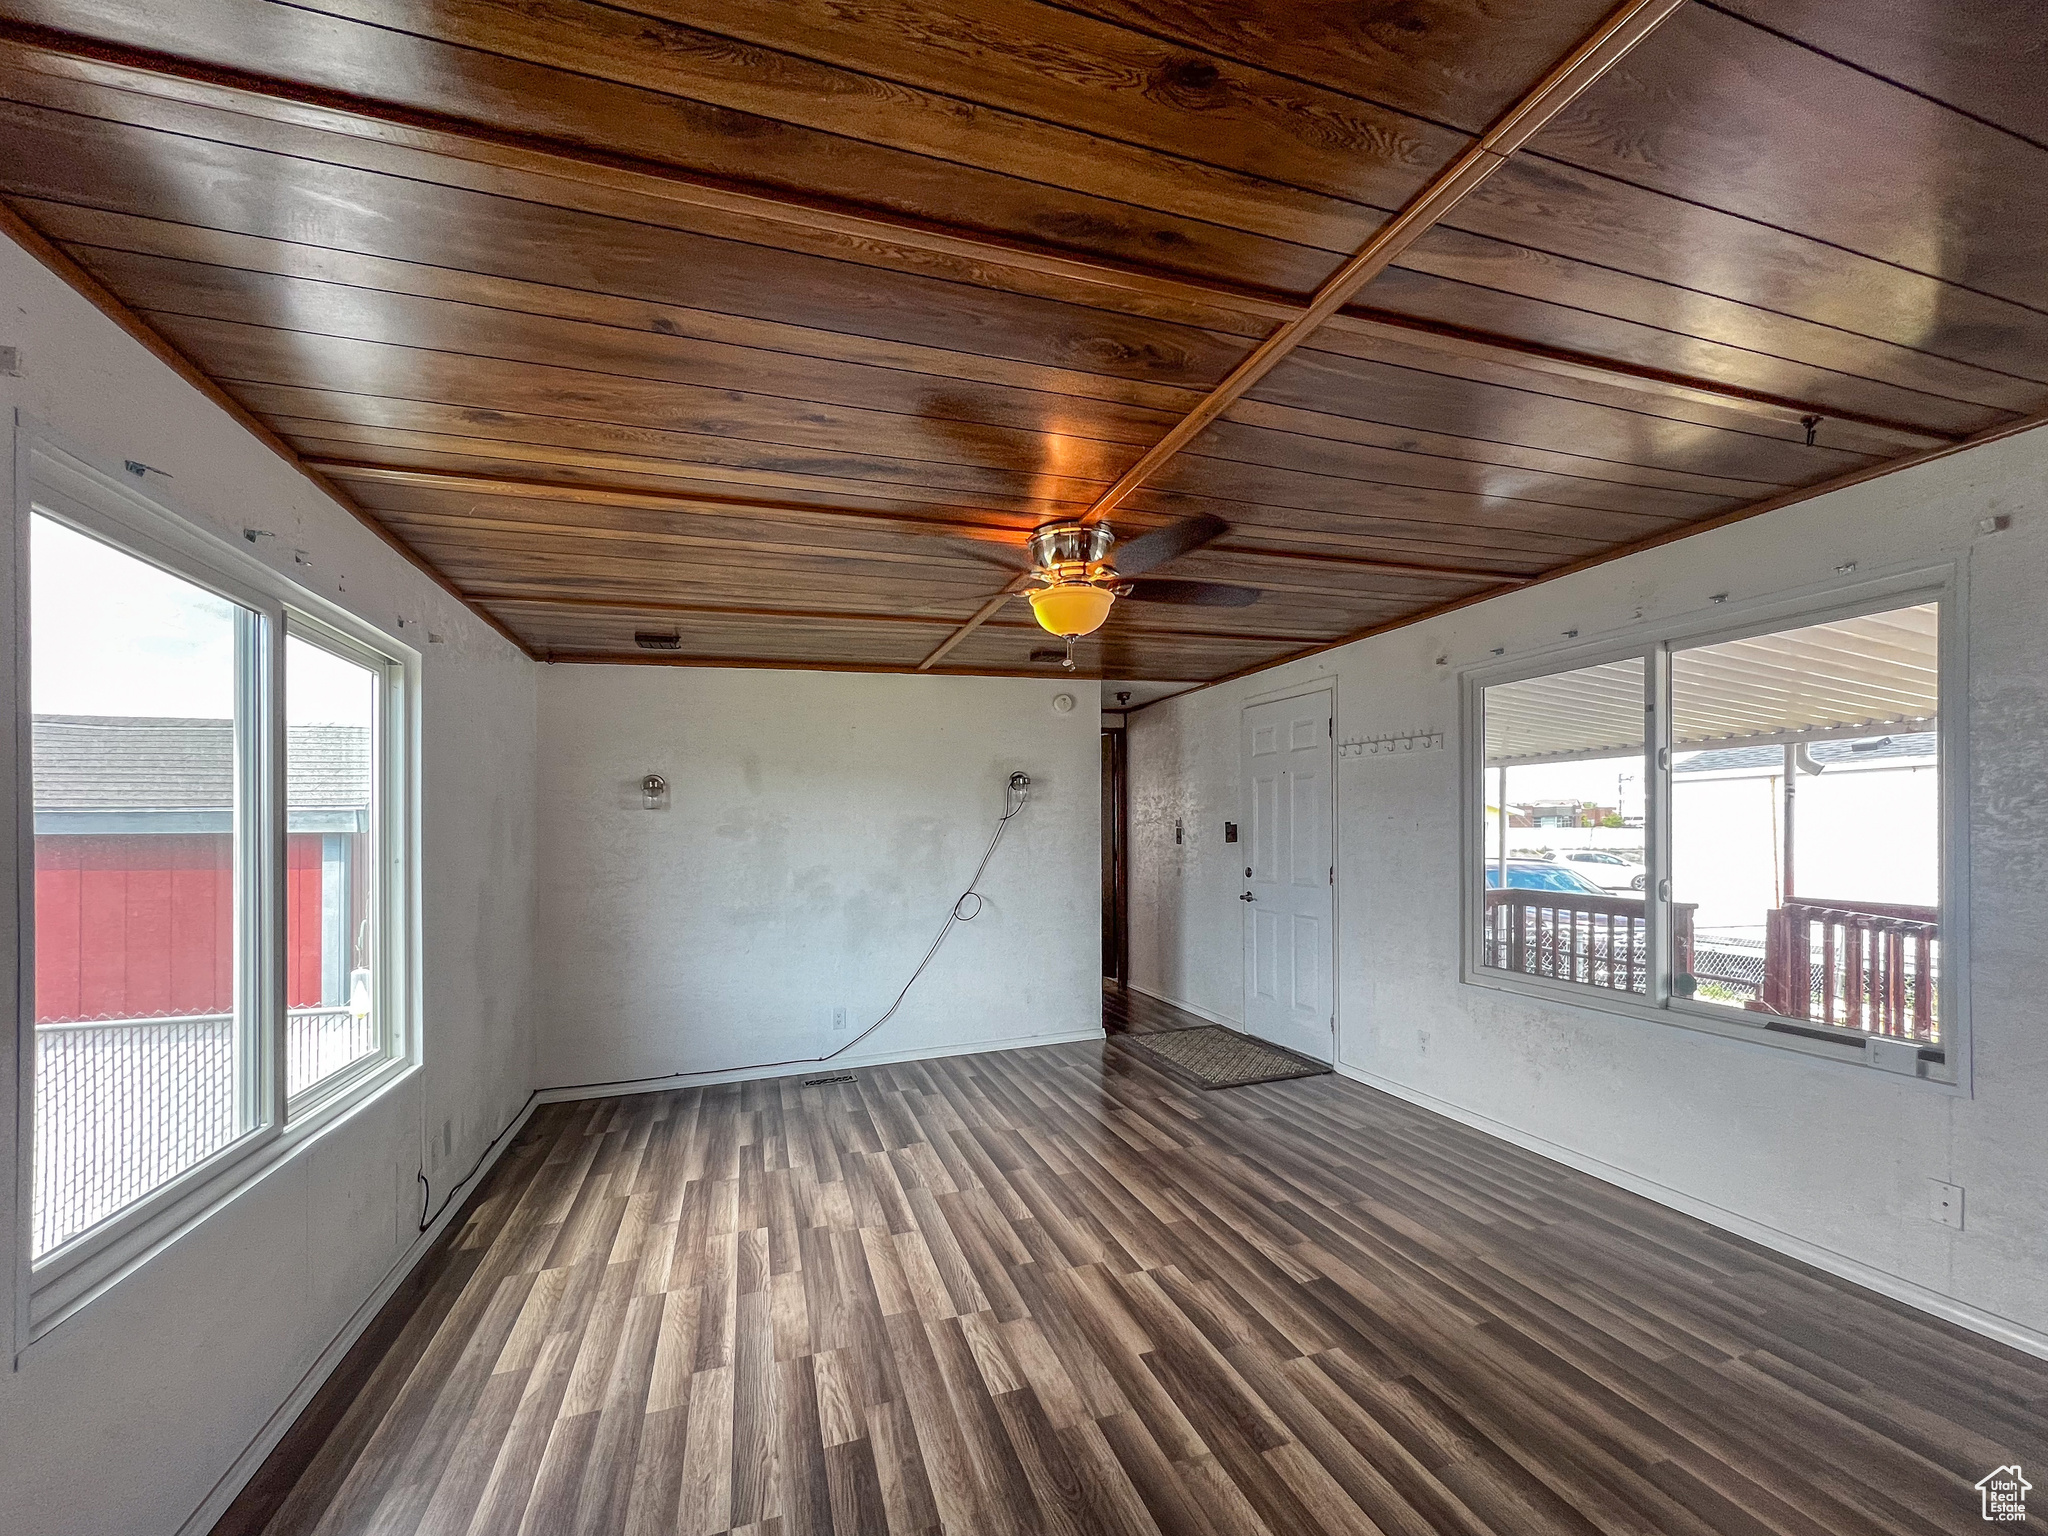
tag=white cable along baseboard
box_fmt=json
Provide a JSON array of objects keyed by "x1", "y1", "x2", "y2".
[{"x1": 532, "y1": 1025, "x2": 1107, "y2": 1105}]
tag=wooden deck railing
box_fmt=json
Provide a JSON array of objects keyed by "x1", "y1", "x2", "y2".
[
  {"x1": 1753, "y1": 898, "x2": 1938, "y2": 1042},
  {"x1": 1483, "y1": 890, "x2": 1694, "y2": 995}
]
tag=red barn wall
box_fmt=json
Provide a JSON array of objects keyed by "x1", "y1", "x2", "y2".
[{"x1": 35, "y1": 832, "x2": 330, "y2": 1022}]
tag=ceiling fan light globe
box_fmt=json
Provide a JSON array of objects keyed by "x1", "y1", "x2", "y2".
[{"x1": 1028, "y1": 581, "x2": 1115, "y2": 638}]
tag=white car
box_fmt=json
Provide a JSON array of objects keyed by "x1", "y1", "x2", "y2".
[{"x1": 1557, "y1": 849, "x2": 1648, "y2": 891}]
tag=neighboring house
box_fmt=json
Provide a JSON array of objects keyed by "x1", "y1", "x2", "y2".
[
  {"x1": 1510, "y1": 799, "x2": 1618, "y2": 829},
  {"x1": 32, "y1": 715, "x2": 371, "y2": 1023}
]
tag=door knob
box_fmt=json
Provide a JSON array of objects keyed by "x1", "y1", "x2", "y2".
[{"x1": 1239, "y1": 892, "x2": 1256, "y2": 902}]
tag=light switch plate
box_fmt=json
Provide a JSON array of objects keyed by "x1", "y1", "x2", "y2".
[{"x1": 1929, "y1": 1179, "x2": 1964, "y2": 1229}]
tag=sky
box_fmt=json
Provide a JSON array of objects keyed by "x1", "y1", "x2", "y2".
[{"x1": 31, "y1": 514, "x2": 374, "y2": 726}]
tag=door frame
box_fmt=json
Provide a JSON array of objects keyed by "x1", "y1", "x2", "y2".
[
  {"x1": 1238, "y1": 681, "x2": 1338, "y2": 1060},
  {"x1": 1101, "y1": 722, "x2": 1128, "y2": 986}
]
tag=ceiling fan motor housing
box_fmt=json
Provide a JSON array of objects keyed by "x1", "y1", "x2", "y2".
[
  {"x1": 1026, "y1": 521, "x2": 1115, "y2": 580},
  {"x1": 1025, "y1": 521, "x2": 1120, "y2": 639}
]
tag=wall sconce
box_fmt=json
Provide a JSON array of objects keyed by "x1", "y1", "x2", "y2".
[{"x1": 641, "y1": 773, "x2": 669, "y2": 810}]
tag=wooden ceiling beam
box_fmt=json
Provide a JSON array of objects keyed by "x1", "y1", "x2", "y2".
[
  {"x1": 467, "y1": 590, "x2": 1335, "y2": 646},
  {"x1": 0, "y1": 21, "x2": 1956, "y2": 453},
  {"x1": 543, "y1": 653, "x2": 1094, "y2": 678},
  {"x1": 1194, "y1": 409, "x2": 2048, "y2": 694},
  {"x1": 399, "y1": 514, "x2": 1460, "y2": 607},
  {"x1": 307, "y1": 458, "x2": 1032, "y2": 539},
  {"x1": 471, "y1": 592, "x2": 970, "y2": 628},
  {"x1": 0, "y1": 198, "x2": 536, "y2": 658},
  {"x1": 917, "y1": 0, "x2": 1689, "y2": 671},
  {"x1": 307, "y1": 460, "x2": 1533, "y2": 584}
]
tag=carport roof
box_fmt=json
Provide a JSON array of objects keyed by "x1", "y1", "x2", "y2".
[{"x1": 1485, "y1": 604, "x2": 1939, "y2": 767}]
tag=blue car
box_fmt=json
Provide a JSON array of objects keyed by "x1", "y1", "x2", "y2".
[{"x1": 1485, "y1": 860, "x2": 1608, "y2": 894}]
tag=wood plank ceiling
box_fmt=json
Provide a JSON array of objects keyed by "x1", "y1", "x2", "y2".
[{"x1": 0, "y1": 0, "x2": 2043, "y2": 681}]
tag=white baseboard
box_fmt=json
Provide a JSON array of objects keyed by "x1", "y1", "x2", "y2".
[
  {"x1": 1332, "y1": 1059, "x2": 2048, "y2": 1364},
  {"x1": 174, "y1": 1096, "x2": 543, "y2": 1536},
  {"x1": 533, "y1": 1025, "x2": 1107, "y2": 1105},
  {"x1": 1124, "y1": 980, "x2": 1242, "y2": 1029}
]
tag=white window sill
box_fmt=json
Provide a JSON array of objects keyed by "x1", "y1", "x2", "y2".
[
  {"x1": 19, "y1": 1055, "x2": 420, "y2": 1354},
  {"x1": 1459, "y1": 966, "x2": 1963, "y2": 1093}
]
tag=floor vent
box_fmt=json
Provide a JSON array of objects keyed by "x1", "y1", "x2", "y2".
[{"x1": 802, "y1": 1073, "x2": 856, "y2": 1087}]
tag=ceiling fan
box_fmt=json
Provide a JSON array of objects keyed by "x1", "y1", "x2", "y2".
[{"x1": 958, "y1": 513, "x2": 1260, "y2": 669}]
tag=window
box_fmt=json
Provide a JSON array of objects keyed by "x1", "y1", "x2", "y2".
[
  {"x1": 18, "y1": 433, "x2": 414, "y2": 1337},
  {"x1": 1480, "y1": 656, "x2": 1648, "y2": 994},
  {"x1": 1466, "y1": 584, "x2": 1958, "y2": 1082},
  {"x1": 1670, "y1": 605, "x2": 1941, "y2": 1039},
  {"x1": 285, "y1": 631, "x2": 384, "y2": 1100},
  {"x1": 30, "y1": 515, "x2": 264, "y2": 1258}
]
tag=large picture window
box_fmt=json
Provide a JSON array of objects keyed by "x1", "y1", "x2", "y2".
[
  {"x1": 30, "y1": 514, "x2": 264, "y2": 1258},
  {"x1": 18, "y1": 433, "x2": 414, "y2": 1337},
  {"x1": 1466, "y1": 586, "x2": 1955, "y2": 1081}
]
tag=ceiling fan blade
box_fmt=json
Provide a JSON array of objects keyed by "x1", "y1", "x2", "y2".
[
  {"x1": 1120, "y1": 577, "x2": 1260, "y2": 607},
  {"x1": 1109, "y1": 513, "x2": 1228, "y2": 576}
]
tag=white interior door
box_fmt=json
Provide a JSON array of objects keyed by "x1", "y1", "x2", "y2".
[{"x1": 1241, "y1": 690, "x2": 1334, "y2": 1061}]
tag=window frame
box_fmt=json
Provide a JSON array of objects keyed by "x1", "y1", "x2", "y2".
[
  {"x1": 11, "y1": 424, "x2": 421, "y2": 1351},
  {"x1": 1460, "y1": 562, "x2": 1968, "y2": 1092},
  {"x1": 283, "y1": 616, "x2": 404, "y2": 1115}
]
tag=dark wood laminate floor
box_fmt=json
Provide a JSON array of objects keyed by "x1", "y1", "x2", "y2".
[
  {"x1": 223, "y1": 993, "x2": 2048, "y2": 1536},
  {"x1": 1101, "y1": 984, "x2": 1213, "y2": 1038}
]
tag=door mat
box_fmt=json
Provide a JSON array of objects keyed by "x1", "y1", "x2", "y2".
[{"x1": 1117, "y1": 1025, "x2": 1332, "y2": 1090}]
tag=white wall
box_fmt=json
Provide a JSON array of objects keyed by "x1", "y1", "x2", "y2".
[
  {"x1": 1130, "y1": 425, "x2": 2048, "y2": 1349},
  {"x1": 535, "y1": 667, "x2": 1101, "y2": 1086},
  {"x1": 0, "y1": 236, "x2": 540, "y2": 1536}
]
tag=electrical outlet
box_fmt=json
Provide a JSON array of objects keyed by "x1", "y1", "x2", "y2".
[
  {"x1": 1928, "y1": 1178, "x2": 1964, "y2": 1230},
  {"x1": 833, "y1": 1006, "x2": 849, "y2": 1032}
]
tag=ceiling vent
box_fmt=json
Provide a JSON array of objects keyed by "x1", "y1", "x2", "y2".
[
  {"x1": 633, "y1": 631, "x2": 683, "y2": 651},
  {"x1": 1029, "y1": 648, "x2": 1068, "y2": 664}
]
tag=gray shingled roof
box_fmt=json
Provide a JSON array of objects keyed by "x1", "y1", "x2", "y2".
[
  {"x1": 33, "y1": 716, "x2": 370, "y2": 811},
  {"x1": 1674, "y1": 731, "x2": 1936, "y2": 776}
]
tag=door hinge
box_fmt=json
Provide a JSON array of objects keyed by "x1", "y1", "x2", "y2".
[
  {"x1": 1327, "y1": 717, "x2": 1333, "y2": 737},
  {"x1": 1329, "y1": 865, "x2": 1334, "y2": 884}
]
